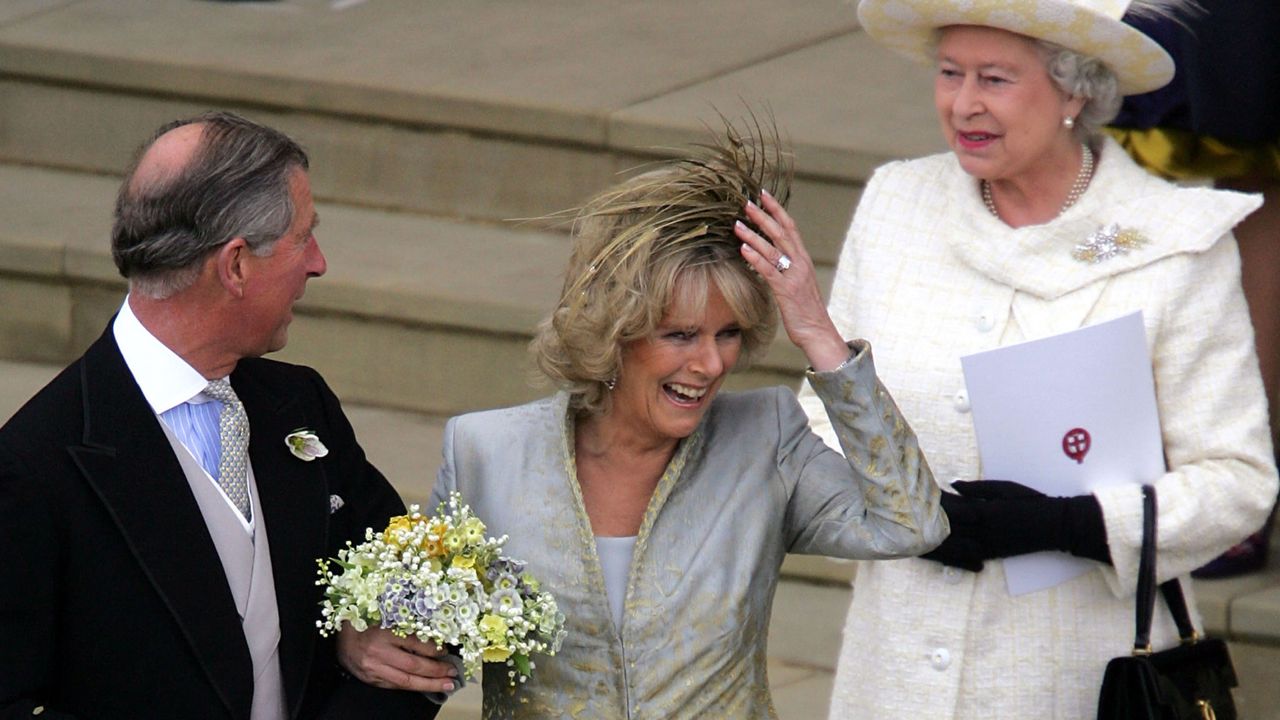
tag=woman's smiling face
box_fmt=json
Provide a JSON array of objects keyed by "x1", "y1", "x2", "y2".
[
  {"x1": 611, "y1": 279, "x2": 743, "y2": 449},
  {"x1": 933, "y1": 24, "x2": 1084, "y2": 184}
]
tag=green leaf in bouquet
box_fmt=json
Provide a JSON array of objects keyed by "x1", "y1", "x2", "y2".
[{"x1": 513, "y1": 653, "x2": 532, "y2": 678}]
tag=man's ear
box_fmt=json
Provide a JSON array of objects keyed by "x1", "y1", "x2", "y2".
[{"x1": 215, "y1": 238, "x2": 251, "y2": 297}]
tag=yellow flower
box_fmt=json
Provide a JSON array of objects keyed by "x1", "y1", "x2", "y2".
[
  {"x1": 422, "y1": 537, "x2": 445, "y2": 557},
  {"x1": 382, "y1": 516, "x2": 412, "y2": 547},
  {"x1": 452, "y1": 554, "x2": 476, "y2": 570},
  {"x1": 443, "y1": 531, "x2": 464, "y2": 553},
  {"x1": 462, "y1": 517, "x2": 486, "y2": 543},
  {"x1": 479, "y1": 613, "x2": 509, "y2": 643},
  {"x1": 482, "y1": 646, "x2": 513, "y2": 663},
  {"x1": 419, "y1": 519, "x2": 449, "y2": 556}
]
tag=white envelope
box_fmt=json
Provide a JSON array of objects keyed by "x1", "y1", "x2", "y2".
[{"x1": 960, "y1": 311, "x2": 1165, "y2": 595}]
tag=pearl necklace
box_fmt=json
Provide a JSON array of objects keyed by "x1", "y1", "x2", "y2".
[{"x1": 982, "y1": 143, "x2": 1094, "y2": 219}]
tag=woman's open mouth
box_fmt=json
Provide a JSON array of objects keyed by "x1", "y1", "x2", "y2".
[{"x1": 664, "y1": 382, "x2": 708, "y2": 406}]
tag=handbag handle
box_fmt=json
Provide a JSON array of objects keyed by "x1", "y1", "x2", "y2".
[
  {"x1": 1133, "y1": 485, "x2": 1200, "y2": 655},
  {"x1": 1160, "y1": 577, "x2": 1199, "y2": 642},
  {"x1": 1134, "y1": 485, "x2": 1158, "y2": 653}
]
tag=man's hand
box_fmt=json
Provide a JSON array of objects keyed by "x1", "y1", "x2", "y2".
[{"x1": 336, "y1": 625, "x2": 459, "y2": 694}]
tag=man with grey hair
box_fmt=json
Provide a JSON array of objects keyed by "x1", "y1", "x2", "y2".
[{"x1": 0, "y1": 111, "x2": 453, "y2": 719}]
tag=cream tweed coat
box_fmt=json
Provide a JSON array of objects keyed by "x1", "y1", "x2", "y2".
[{"x1": 800, "y1": 138, "x2": 1278, "y2": 719}]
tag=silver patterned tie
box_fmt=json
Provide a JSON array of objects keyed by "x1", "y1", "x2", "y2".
[{"x1": 204, "y1": 378, "x2": 252, "y2": 522}]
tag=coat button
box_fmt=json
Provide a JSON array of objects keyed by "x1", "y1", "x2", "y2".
[
  {"x1": 943, "y1": 566, "x2": 963, "y2": 585},
  {"x1": 930, "y1": 648, "x2": 951, "y2": 670},
  {"x1": 975, "y1": 310, "x2": 996, "y2": 332},
  {"x1": 953, "y1": 390, "x2": 970, "y2": 413}
]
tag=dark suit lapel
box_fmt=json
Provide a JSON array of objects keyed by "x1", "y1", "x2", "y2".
[
  {"x1": 234, "y1": 366, "x2": 329, "y2": 719},
  {"x1": 69, "y1": 330, "x2": 253, "y2": 719}
]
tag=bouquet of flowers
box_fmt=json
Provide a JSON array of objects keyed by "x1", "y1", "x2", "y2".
[{"x1": 316, "y1": 492, "x2": 565, "y2": 684}]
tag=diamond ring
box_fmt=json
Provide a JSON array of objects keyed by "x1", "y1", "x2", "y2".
[{"x1": 775, "y1": 254, "x2": 792, "y2": 273}]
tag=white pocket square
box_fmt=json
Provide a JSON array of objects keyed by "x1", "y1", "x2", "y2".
[{"x1": 329, "y1": 494, "x2": 345, "y2": 514}]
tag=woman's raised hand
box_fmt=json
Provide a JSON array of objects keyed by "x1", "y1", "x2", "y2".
[{"x1": 735, "y1": 189, "x2": 851, "y2": 371}]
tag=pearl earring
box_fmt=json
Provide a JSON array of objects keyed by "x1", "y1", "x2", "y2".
[
  {"x1": 1063, "y1": 116, "x2": 1076, "y2": 129},
  {"x1": 605, "y1": 376, "x2": 617, "y2": 391}
]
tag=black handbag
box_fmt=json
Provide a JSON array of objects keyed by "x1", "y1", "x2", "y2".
[{"x1": 1097, "y1": 485, "x2": 1239, "y2": 720}]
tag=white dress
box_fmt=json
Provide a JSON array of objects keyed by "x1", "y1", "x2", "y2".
[{"x1": 801, "y1": 137, "x2": 1277, "y2": 719}]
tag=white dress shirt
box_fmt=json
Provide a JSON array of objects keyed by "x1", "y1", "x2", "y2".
[{"x1": 113, "y1": 297, "x2": 255, "y2": 532}]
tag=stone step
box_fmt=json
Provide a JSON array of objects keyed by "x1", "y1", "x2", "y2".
[
  {"x1": 0, "y1": 0, "x2": 944, "y2": 269},
  {"x1": 0, "y1": 0, "x2": 939, "y2": 416},
  {"x1": 0, "y1": 161, "x2": 813, "y2": 416}
]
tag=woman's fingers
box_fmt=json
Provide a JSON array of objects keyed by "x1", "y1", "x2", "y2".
[
  {"x1": 736, "y1": 199, "x2": 808, "y2": 281},
  {"x1": 737, "y1": 234, "x2": 780, "y2": 277},
  {"x1": 745, "y1": 189, "x2": 809, "y2": 260},
  {"x1": 735, "y1": 220, "x2": 792, "y2": 279},
  {"x1": 737, "y1": 196, "x2": 851, "y2": 371},
  {"x1": 743, "y1": 200, "x2": 790, "y2": 257},
  {"x1": 759, "y1": 188, "x2": 801, "y2": 240}
]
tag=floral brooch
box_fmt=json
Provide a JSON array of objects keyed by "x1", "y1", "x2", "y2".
[
  {"x1": 1072, "y1": 223, "x2": 1148, "y2": 264},
  {"x1": 285, "y1": 429, "x2": 329, "y2": 461}
]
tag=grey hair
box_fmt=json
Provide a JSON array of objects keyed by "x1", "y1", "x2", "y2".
[
  {"x1": 1048, "y1": 0, "x2": 1204, "y2": 140},
  {"x1": 1035, "y1": 40, "x2": 1122, "y2": 141},
  {"x1": 111, "y1": 110, "x2": 309, "y2": 299}
]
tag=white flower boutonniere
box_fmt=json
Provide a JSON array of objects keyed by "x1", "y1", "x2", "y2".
[{"x1": 285, "y1": 429, "x2": 329, "y2": 462}]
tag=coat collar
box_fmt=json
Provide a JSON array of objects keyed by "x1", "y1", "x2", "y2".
[
  {"x1": 71, "y1": 328, "x2": 254, "y2": 718},
  {"x1": 70, "y1": 327, "x2": 331, "y2": 719},
  {"x1": 942, "y1": 137, "x2": 1262, "y2": 300}
]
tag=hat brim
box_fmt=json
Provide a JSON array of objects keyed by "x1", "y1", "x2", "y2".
[{"x1": 857, "y1": 0, "x2": 1174, "y2": 95}]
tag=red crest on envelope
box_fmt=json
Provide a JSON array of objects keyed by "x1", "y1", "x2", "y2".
[{"x1": 1063, "y1": 428, "x2": 1091, "y2": 464}]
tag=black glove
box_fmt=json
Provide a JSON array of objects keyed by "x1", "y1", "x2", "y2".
[
  {"x1": 921, "y1": 480, "x2": 1111, "y2": 573},
  {"x1": 920, "y1": 490, "x2": 986, "y2": 571}
]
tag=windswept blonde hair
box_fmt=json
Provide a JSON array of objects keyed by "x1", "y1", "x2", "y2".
[{"x1": 531, "y1": 116, "x2": 793, "y2": 415}]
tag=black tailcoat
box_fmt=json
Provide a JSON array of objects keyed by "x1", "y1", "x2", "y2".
[{"x1": 0, "y1": 325, "x2": 438, "y2": 720}]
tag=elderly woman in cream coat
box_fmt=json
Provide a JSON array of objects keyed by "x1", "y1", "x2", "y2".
[
  {"x1": 429, "y1": 125, "x2": 946, "y2": 719},
  {"x1": 797, "y1": 1, "x2": 1279, "y2": 718}
]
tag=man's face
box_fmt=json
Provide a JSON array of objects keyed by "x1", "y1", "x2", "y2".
[{"x1": 239, "y1": 168, "x2": 326, "y2": 356}]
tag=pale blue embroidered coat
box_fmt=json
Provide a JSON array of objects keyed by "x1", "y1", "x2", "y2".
[{"x1": 431, "y1": 344, "x2": 946, "y2": 719}]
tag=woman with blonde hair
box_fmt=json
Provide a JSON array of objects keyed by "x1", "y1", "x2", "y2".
[
  {"x1": 795, "y1": 0, "x2": 1278, "y2": 717},
  {"x1": 428, "y1": 122, "x2": 947, "y2": 718}
]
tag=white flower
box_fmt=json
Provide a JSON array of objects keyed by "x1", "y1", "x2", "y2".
[
  {"x1": 456, "y1": 601, "x2": 479, "y2": 623},
  {"x1": 285, "y1": 429, "x2": 329, "y2": 461},
  {"x1": 314, "y1": 492, "x2": 565, "y2": 684}
]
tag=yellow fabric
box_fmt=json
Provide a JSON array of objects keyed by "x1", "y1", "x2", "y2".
[{"x1": 1106, "y1": 127, "x2": 1280, "y2": 181}]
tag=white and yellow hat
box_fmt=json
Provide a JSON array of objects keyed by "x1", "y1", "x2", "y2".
[{"x1": 856, "y1": 0, "x2": 1179, "y2": 95}]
